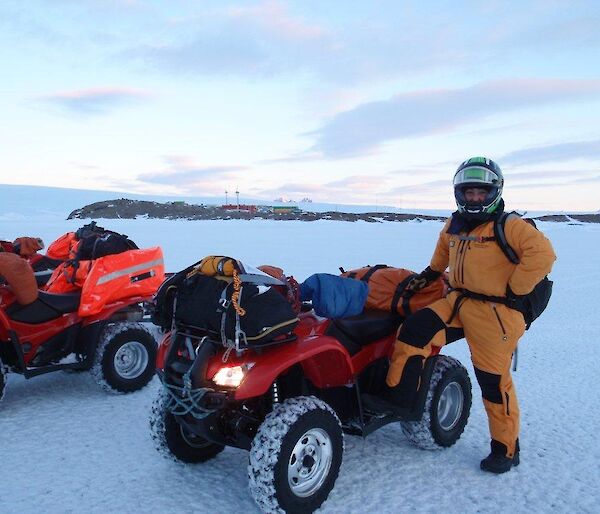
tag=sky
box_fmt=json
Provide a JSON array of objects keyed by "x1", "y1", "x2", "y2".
[{"x1": 1, "y1": 0, "x2": 599, "y2": 212}]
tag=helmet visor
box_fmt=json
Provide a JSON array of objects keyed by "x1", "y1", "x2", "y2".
[{"x1": 453, "y1": 166, "x2": 501, "y2": 188}]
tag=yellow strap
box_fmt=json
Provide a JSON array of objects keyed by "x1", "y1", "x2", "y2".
[{"x1": 231, "y1": 269, "x2": 246, "y2": 316}]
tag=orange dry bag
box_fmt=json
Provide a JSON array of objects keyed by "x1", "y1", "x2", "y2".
[{"x1": 341, "y1": 265, "x2": 447, "y2": 317}]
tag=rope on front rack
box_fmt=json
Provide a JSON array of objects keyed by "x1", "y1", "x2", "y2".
[{"x1": 162, "y1": 381, "x2": 215, "y2": 419}]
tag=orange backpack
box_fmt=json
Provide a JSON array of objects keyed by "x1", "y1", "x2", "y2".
[{"x1": 341, "y1": 265, "x2": 447, "y2": 317}]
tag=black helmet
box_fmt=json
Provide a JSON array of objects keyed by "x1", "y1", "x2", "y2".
[{"x1": 453, "y1": 156, "x2": 504, "y2": 220}]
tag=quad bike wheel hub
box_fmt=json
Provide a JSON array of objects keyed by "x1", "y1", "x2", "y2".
[
  {"x1": 437, "y1": 381, "x2": 464, "y2": 431},
  {"x1": 288, "y1": 428, "x2": 333, "y2": 498},
  {"x1": 113, "y1": 341, "x2": 149, "y2": 379}
]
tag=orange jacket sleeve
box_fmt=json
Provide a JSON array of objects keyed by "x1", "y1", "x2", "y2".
[
  {"x1": 505, "y1": 217, "x2": 556, "y2": 295},
  {"x1": 429, "y1": 218, "x2": 452, "y2": 273}
]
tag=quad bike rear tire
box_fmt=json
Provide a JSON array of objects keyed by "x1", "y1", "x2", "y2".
[
  {"x1": 401, "y1": 355, "x2": 472, "y2": 450},
  {"x1": 248, "y1": 396, "x2": 344, "y2": 514},
  {"x1": 91, "y1": 322, "x2": 157, "y2": 393},
  {"x1": 149, "y1": 387, "x2": 225, "y2": 463}
]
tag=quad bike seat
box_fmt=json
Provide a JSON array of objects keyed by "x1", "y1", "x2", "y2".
[
  {"x1": 326, "y1": 310, "x2": 403, "y2": 356},
  {"x1": 6, "y1": 291, "x2": 81, "y2": 324},
  {"x1": 34, "y1": 269, "x2": 54, "y2": 286}
]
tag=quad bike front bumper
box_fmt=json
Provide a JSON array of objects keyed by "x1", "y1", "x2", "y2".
[{"x1": 158, "y1": 335, "x2": 261, "y2": 451}]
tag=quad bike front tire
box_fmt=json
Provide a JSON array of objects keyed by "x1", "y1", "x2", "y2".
[
  {"x1": 149, "y1": 387, "x2": 225, "y2": 463},
  {"x1": 401, "y1": 355, "x2": 472, "y2": 450},
  {"x1": 91, "y1": 322, "x2": 157, "y2": 393},
  {"x1": 248, "y1": 396, "x2": 344, "y2": 514}
]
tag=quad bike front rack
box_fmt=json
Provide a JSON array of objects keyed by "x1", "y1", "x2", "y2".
[{"x1": 160, "y1": 331, "x2": 225, "y2": 420}]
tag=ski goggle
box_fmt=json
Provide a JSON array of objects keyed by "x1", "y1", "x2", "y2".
[{"x1": 453, "y1": 167, "x2": 501, "y2": 187}]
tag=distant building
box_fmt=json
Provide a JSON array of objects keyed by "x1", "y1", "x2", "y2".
[
  {"x1": 221, "y1": 204, "x2": 257, "y2": 213},
  {"x1": 272, "y1": 205, "x2": 301, "y2": 214}
]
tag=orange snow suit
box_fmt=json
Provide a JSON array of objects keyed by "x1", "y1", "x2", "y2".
[{"x1": 387, "y1": 214, "x2": 556, "y2": 457}]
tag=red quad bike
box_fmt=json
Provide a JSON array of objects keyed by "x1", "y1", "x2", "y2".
[
  {"x1": 0, "y1": 251, "x2": 164, "y2": 403},
  {"x1": 150, "y1": 273, "x2": 473, "y2": 514}
]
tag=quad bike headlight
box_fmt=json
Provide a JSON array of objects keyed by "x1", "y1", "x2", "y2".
[{"x1": 212, "y1": 364, "x2": 253, "y2": 388}]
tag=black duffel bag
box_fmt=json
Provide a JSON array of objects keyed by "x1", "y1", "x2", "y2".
[
  {"x1": 174, "y1": 273, "x2": 299, "y2": 345},
  {"x1": 75, "y1": 221, "x2": 138, "y2": 260}
]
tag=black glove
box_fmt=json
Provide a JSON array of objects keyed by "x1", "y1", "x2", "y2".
[
  {"x1": 405, "y1": 266, "x2": 441, "y2": 292},
  {"x1": 505, "y1": 285, "x2": 526, "y2": 311}
]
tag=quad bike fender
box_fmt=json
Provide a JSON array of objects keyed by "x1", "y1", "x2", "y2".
[
  {"x1": 221, "y1": 336, "x2": 354, "y2": 400},
  {"x1": 81, "y1": 295, "x2": 152, "y2": 326},
  {"x1": 155, "y1": 330, "x2": 172, "y2": 370}
]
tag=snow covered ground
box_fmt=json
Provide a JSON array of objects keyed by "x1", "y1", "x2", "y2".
[{"x1": 1, "y1": 212, "x2": 599, "y2": 513}]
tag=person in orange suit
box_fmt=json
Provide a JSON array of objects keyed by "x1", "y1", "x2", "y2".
[{"x1": 363, "y1": 157, "x2": 556, "y2": 473}]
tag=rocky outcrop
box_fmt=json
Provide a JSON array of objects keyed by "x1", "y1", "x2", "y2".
[
  {"x1": 68, "y1": 198, "x2": 600, "y2": 223},
  {"x1": 67, "y1": 199, "x2": 447, "y2": 222}
]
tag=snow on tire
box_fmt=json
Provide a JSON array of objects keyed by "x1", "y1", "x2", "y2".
[
  {"x1": 248, "y1": 396, "x2": 344, "y2": 514},
  {"x1": 401, "y1": 355, "x2": 472, "y2": 450},
  {"x1": 149, "y1": 387, "x2": 224, "y2": 463},
  {"x1": 91, "y1": 322, "x2": 157, "y2": 393}
]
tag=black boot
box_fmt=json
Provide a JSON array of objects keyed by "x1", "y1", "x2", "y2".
[
  {"x1": 361, "y1": 384, "x2": 413, "y2": 417},
  {"x1": 362, "y1": 356, "x2": 422, "y2": 416},
  {"x1": 480, "y1": 439, "x2": 520, "y2": 474}
]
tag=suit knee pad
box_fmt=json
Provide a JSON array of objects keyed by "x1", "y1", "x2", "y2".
[
  {"x1": 398, "y1": 308, "x2": 445, "y2": 349},
  {"x1": 474, "y1": 367, "x2": 502, "y2": 404}
]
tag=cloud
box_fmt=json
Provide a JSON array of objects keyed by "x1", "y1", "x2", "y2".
[
  {"x1": 115, "y1": 2, "x2": 600, "y2": 90},
  {"x1": 254, "y1": 182, "x2": 324, "y2": 198},
  {"x1": 512, "y1": 14, "x2": 600, "y2": 51},
  {"x1": 387, "y1": 169, "x2": 600, "y2": 197},
  {"x1": 6, "y1": 2, "x2": 600, "y2": 90},
  {"x1": 38, "y1": 87, "x2": 149, "y2": 116},
  {"x1": 571, "y1": 174, "x2": 600, "y2": 184},
  {"x1": 256, "y1": 174, "x2": 404, "y2": 203},
  {"x1": 121, "y1": 1, "x2": 481, "y2": 83},
  {"x1": 501, "y1": 139, "x2": 600, "y2": 166},
  {"x1": 307, "y1": 79, "x2": 600, "y2": 158},
  {"x1": 258, "y1": 153, "x2": 322, "y2": 165},
  {"x1": 389, "y1": 180, "x2": 450, "y2": 196},
  {"x1": 126, "y1": 1, "x2": 331, "y2": 78},
  {"x1": 138, "y1": 155, "x2": 247, "y2": 189},
  {"x1": 325, "y1": 174, "x2": 390, "y2": 190},
  {"x1": 388, "y1": 164, "x2": 454, "y2": 176},
  {"x1": 226, "y1": 1, "x2": 327, "y2": 42},
  {"x1": 507, "y1": 176, "x2": 600, "y2": 189},
  {"x1": 69, "y1": 161, "x2": 101, "y2": 172},
  {"x1": 508, "y1": 168, "x2": 596, "y2": 181}
]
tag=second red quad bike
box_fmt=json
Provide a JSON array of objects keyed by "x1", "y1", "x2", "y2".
[
  {"x1": 0, "y1": 247, "x2": 165, "y2": 403},
  {"x1": 149, "y1": 265, "x2": 472, "y2": 514}
]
